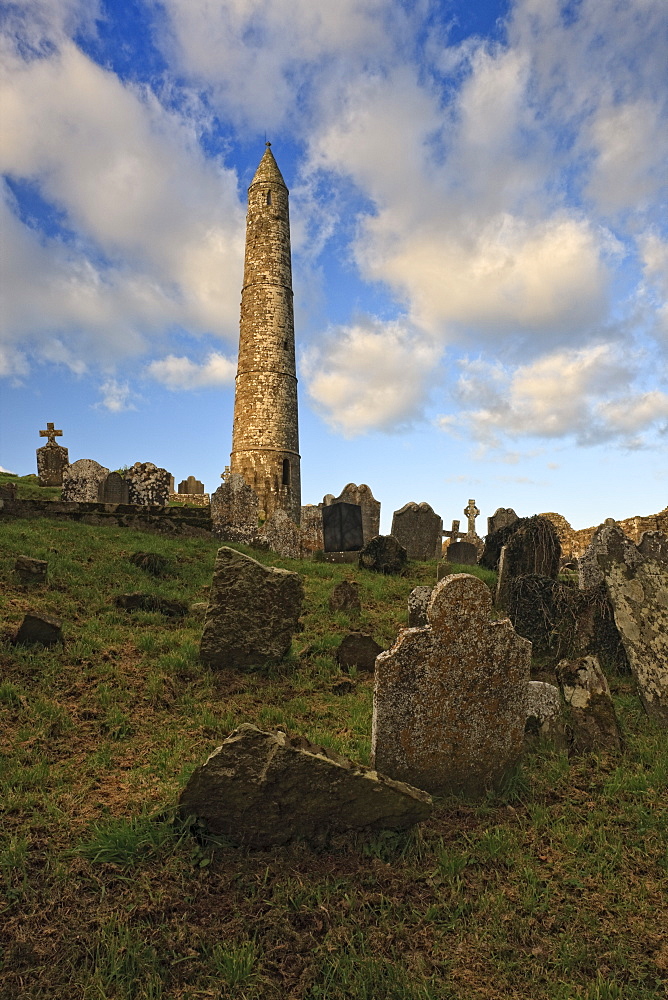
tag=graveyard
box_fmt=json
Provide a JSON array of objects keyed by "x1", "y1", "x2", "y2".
[{"x1": 1, "y1": 471, "x2": 667, "y2": 1000}]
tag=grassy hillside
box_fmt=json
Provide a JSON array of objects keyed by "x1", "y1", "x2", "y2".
[{"x1": 0, "y1": 517, "x2": 665, "y2": 999}]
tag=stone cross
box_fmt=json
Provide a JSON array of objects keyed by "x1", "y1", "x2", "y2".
[
  {"x1": 442, "y1": 519, "x2": 464, "y2": 543},
  {"x1": 39, "y1": 423, "x2": 63, "y2": 446},
  {"x1": 464, "y1": 499, "x2": 480, "y2": 537}
]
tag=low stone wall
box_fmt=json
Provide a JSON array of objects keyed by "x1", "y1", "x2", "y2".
[
  {"x1": 541, "y1": 508, "x2": 668, "y2": 561},
  {"x1": 0, "y1": 498, "x2": 213, "y2": 537},
  {"x1": 169, "y1": 493, "x2": 211, "y2": 507}
]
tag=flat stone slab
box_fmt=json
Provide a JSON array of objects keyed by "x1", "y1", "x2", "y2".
[
  {"x1": 372, "y1": 574, "x2": 531, "y2": 796},
  {"x1": 178, "y1": 724, "x2": 432, "y2": 847},
  {"x1": 200, "y1": 547, "x2": 304, "y2": 669}
]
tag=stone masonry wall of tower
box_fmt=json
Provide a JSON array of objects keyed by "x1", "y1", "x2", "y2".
[{"x1": 230, "y1": 146, "x2": 301, "y2": 524}]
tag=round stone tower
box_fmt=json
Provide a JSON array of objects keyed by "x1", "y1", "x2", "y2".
[{"x1": 230, "y1": 144, "x2": 301, "y2": 524}]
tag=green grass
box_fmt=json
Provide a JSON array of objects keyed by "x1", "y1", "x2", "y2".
[{"x1": 0, "y1": 516, "x2": 666, "y2": 999}]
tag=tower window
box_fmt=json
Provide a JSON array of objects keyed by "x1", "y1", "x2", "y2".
[
  {"x1": 282, "y1": 459, "x2": 290, "y2": 486},
  {"x1": 266, "y1": 190, "x2": 272, "y2": 206}
]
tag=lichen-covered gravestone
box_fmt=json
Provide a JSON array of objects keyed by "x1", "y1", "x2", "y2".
[
  {"x1": 36, "y1": 423, "x2": 69, "y2": 486},
  {"x1": 200, "y1": 547, "x2": 304, "y2": 669},
  {"x1": 391, "y1": 502, "x2": 443, "y2": 561},
  {"x1": 178, "y1": 724, "x2": 432, "y2": 848},
  {"x1": 556, "y1": 655, "x2": 623, "y2": 753},
  {"x1": 61, "y1": 459, "x2": 109, "y2": 502},
  {"x1": 579, "y1": 523, "x2": 668, "y2": 726},
  {"x1": 358, "y1": 535, "x2": 407, "y2": 575},
  {"x1": 125, "y1": 462, "x2": 171, "y2": 506},
  {"x1": 372, "y1": 574, "x2": 531, "y2": 795},
  {"x1": 408, "y1": 586, "x2": 433, "y2": 627},
  {"x1": 210, "y1": 472, "x2": 259, "y2": 544},
  {"x1": 258, "y1": 508, "x2": 303, "y2": 559}
]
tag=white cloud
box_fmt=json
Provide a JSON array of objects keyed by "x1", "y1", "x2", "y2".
[
  {"x1": 95, "y1": 379, "x2": 137, "y2": 412},
  {"x1": 0, "y1": 465, "x2": 17, "y2": 474},
  {"x1": 439, "y1": 345, "x2": 668, "y2": 449},
  {"x1": 302, "y1": 317, "x2": 441, "y2": 436},
  {"x1": 146, "y1": 352, "x2": 236, "y2": 390}
]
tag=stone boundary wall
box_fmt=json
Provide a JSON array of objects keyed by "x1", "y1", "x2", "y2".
[
  {"x1": 0, "y1": 498, "x2": 213, "y2": 537},
  {"x1": 541, "y1": 508, "x2": 668, "y2": 561},
  {"x1": 169, "y1": 493, "x2": 211, "y2": 508}
]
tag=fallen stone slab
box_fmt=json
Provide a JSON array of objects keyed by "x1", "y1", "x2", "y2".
[
  {"x1": 178, "y1": 724, "x2": 432, "y2": 848},
  {"x1": 14, "y1": 556, "x2": 48, "y2": 584},
  {"x1": 13, "y1": 614, "x2": 63, "y2": 648}
]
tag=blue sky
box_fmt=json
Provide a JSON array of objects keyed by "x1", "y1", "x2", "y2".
[{"x1": 1, "y1": 0, "x2": 667, "y2": 533}]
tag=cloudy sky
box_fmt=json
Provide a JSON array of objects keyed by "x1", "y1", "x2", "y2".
[{"x1": 1, "y1": 0, "x2": 667, "y2": 532}]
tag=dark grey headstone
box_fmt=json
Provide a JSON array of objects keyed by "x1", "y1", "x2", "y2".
[
  {"x1": 14, "y1": 614, "x2": 63, "y2": 647},
  {"x1": 446, "y1": 541, "x2": 478, "y2": 565},
  {"x1": 322, "y1": 502, "x2": 364, "y2": 552},
  {"x1": 99, "y1": 472, "x2": 130, "y2": 504},
  {"x1": 336, "y1": 632, "x2": 384, "y2": 672}
]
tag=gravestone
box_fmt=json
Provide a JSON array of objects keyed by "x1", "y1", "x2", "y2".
[
  {"x1": 487, "y1": 507, "x2": 519, "y2": 535},
  {"x1": 0, "y1": 481, "x2": 17, "y2": 500},
  {"x1": 329, "y1": 580, "x2": 361, "y2": 614},
  {"x1": 637, "y1": 530, "x2": 668, "y2": 563},
  {"x1": 13, "y1": 613, "x2": 63, "y2": 647},
  {"x1": 556, "y1": 655, "x2": 624, "y2": 752},
  {"x1": 200, "y1": 547, "x2": 304, "y2": 669},
  {"x1": 98, "y1": 471, "x2": 130, "y2": 504},
  {"x1": 211, "y1": 472, "x2": 259, "y2": 544},
  {"x1": 178, "y1": 725, "x2": 432, "y2": 848},
  {"x1": 300, "y1": 504, "x2": 325, "y2": 554},
  {"x1": 496, "y1": 516, "x2": 561, "y2": 607},
  {"x1": 525, "y1": 681, "x2": 566, "y2": 746},
  {"x1": 371, "y1": 573, "x2": 531, "y2": 795},
  {"x1": 258, "y1": 508, "x2": 302, "y2": 559},
  {"x1": 391, "y1": 502, "x2": 443, "y2": 561},
  {"x1": 14, "y1": 556, "x2": 48, "y2": 584},
  {"x1": 61, "y1": 459, "x2": 109, "y2": 502},
  {"x1": 178, "y1": 476, "x2": 204, "y2": 494},
  {"x1": 322, "y1": 502, "x2": 364, "y2": 552},
  {"x1": 445, "y1": 540, "x2": 478, "y2": 565},
  {"x1": 125, "y1": 462, "x2": 171, "y2": 506},
  {"x1": 358, "y1": 535, "x2": 407, "y2": 575},
  {"x1": 408, "y1": 586, "x2": 433, "y2": 627},
  {"x1": 36, "y1": 423, "x2": 69, "y2": 486},
  {"x1": 323, "y1": 484, "x2": 380, "y2": 546},
  {"x1": 579, "y1": 523, "x2": 668, "y2": 726},
  {"x1": 336, "y1": 632, "x2": 383, "y2": 673}
]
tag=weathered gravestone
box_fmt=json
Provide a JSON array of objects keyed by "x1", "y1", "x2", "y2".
[
  {"x1": 556, "y1": 655, "x2": 624, "y2": 753},
  {"x1": 61, "y1": 459, "x2": 109, "y2": 502},
  {"x1": 336, "y1": 632, "x2": 383, "y2": 673},
  {"x1": 487, "y1": 507, "x2": 519, "y2": 535},
  {"x1": 200, "y1": 547, "x2": 304, "y2": 669},
  {"x1": 300, "y1": 504, "x2": 325, "y2": 554},
  {"x1": 329, "y1": 580, "x2": 361, "y2": 614},
  {"x1": 125, "y1": 462, "x2": 171, "y2": 506},
  {"x1": 525, "y1": 681, "x2": 566, "y2": 747},
  {"x1": 13, "y1": 613, "x2": 63, "y2": 648},
  {"x1": 577, "y1": 523, "x2": 668, "y2": 726},
  {"x1": 178, "y1": 476, "x2": 204, "y2": 494},
  {"x1": 391, "y1": 502, "x2": 443, "y2": 561},
  {"x1": 98, "y1": 472, "x2": 130, "y2": 504},
  {"x1": 496, "y1": 515, "x2": 561, "y2": 607},
  {"x1": 445, "y1": 540, "x2": 478, "y2": 565},
  {"x1": 637, "y1": 530, "x2": 668, "y2": 563},
  {"x1": 258, "y1": 508, "x2": 302, "y2": 559},
  {"x1": 358, "y1": 535, "x2": 407, "y2": 575},
  {"x1": 323, "y1": 502, "x2": 364, "y2": 552},
  {"x1": 178, "y1": 724, "x2": 432, "y2": 848},
  {"x1": 211, "y1": 472, "x2": 259, "y2": 544},
  {"x1": 36, "y1": 423, "x2": 69, "y2": 486},
  {"x1": 408, "y1": 586, "x2": 433, "y2": 627},
  {"x1": 372, "y1": 574, "x2": 531, "y2": 795},
  {"x1": 323, "y1": 484, "x2": 380, "y2": 546},
  {"x1": 14, "y1": 556, "x2": 48, "y2": 584}
]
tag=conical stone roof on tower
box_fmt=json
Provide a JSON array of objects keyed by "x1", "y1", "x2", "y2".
[{"x1": 230, "y1": 145, "x2": 301, "y2": 524}]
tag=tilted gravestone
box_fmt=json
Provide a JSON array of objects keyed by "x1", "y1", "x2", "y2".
[
  {"x1": 125, "y1": 462, "x2": 171, "y2": 506},
  {"x1": 200, "y1": 547, "x2": 304, "y2": 669},
  {"x1": 445, "y1": 540, "x2": 478, "y2": 565},
  {"x1": 391, "y1": 502, "x2": 443, "y2": 561},
  {"x1": 556, "y1": 654, "x2": 624, "y2": 752},
  {"x1": 61, "y1": 459, "x2": 109, "y2": 502},
  {"x1": 578, "y1": 523, "x2": 668, "y2": 726},
  {"x1": 98, "y1": 472, "x2": 130, "y2": 504},
  {"x1": 323, "y1": 484, "x2": 380, "y2": 546},
  {"x1": 211, "y1": 472, "x2": 259, "y2": 544},
  {"x1": 36, "y1": 423, "x2": 69, "y2": 486},
  {"x1": 372, "y1": 573, "x2": 531, "y2": 795},
  {"x1": 322, "y1": 502, "x2": 364, "y2": 552},
  {"x1": 178, "y1": 724, "x2": 432, "y2": 848}
]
